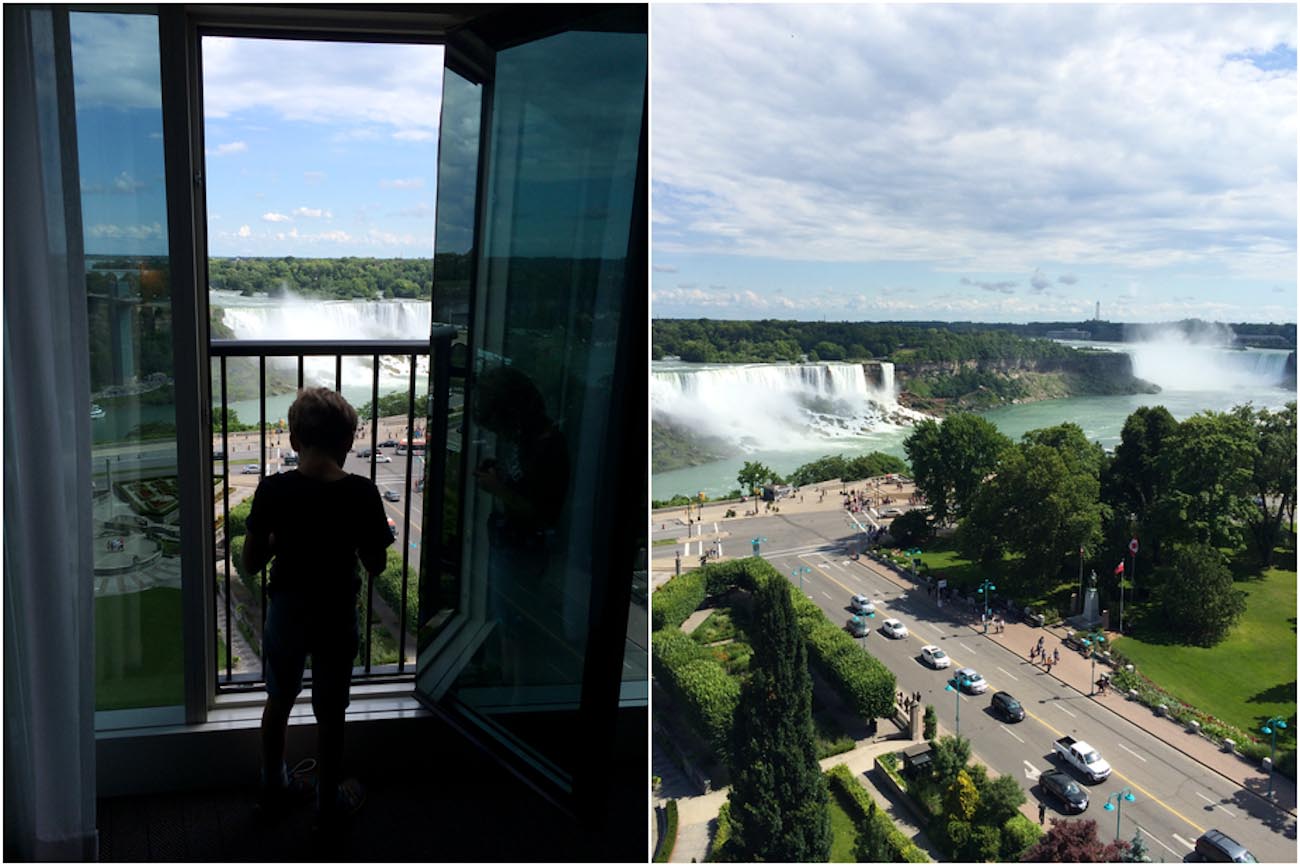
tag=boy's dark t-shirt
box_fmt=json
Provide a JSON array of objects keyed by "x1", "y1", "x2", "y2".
[{"x1": 246, "y1": 471, "x2": 393, "y2": 601}]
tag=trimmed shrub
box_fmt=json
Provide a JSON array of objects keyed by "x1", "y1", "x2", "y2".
[
  {"x1": 1001, "y1": 814, "x2": 1043, "y2": 861},
  {"x1": 372, "y1": 547, "x2": 418, "y2": 631},
  {"x1": 653, "y1": 800, "x2": 678, "y2": 862},
  {"x1": 924, "y1": 704, "x2": 938, "y2": 741},
  {"x1": 826, "y1": 764, "x2": 929, "y2": 863},
  {"x1": 652, "y1": 628, "x2": 740, "y2": 752},
  {"x1": 968, "y1": 825, "x2": 1001, "y2": 863},
  {"x1": 652, "y1": 570, "x2": 708, "y2": 630},
  {"x1": 710, "y1": 801, "x2": 734, "y2": 862},
  {"x1": 225, "y1": 495, "x2": 254, "y2": 538}
]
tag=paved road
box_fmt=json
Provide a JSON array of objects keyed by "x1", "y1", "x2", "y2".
[{"x1": 731, "y1": 507, "x2": 1297, "y2": 863}]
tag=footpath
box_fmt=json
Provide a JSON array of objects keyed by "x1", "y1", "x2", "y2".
[{"x1": 651, "y1": 475, "x2": 1296, "y2": 859}]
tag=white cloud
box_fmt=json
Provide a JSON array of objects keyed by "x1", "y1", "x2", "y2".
[
  {"x1": 237, "y1": 225, "x2": 252, "y2": 238},
  {"x1": 293, "y1": 207, "x2": 332, "y2": 219},
  {"x1": 651, "y1": 5, "x2": 1297, "y2": 282},
  {"x1": 379, "y1": 177, "x2": 425, "y2": 190},
  {"x1": 86, "y1": 222, "x2": 164, "y2": 240},
  {"x1": 393, "y1": 130, "x2": 436, "y2": 142},
  {"x1": 653, "y1": 264, "x2": 679, "y2": 273},
  {"x1": 317, "y1": 230, "x2": 351, "y2": 242},
  {"x1": 208, "y1": 141, "x2": 248, "y2": 157},
  {"x1": 261, "y1": 212, "x2": 291, "y2": 222}
]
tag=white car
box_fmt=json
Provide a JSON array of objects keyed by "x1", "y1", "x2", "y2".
[
  {"x1": 850, "y1": 594, "x2": 875, "y2": 615},
  {"x1": 241, "y1": 464, "x2": 261, "y2": 475},
  {"x1": 881, "y1": 618, "x2": 908, "y2": 639},
  {"x1": 952, "y1": 667, "x2": 988, "y2": 694},
  {"x1": 373, "y1": 454, "x2": 392, "y2": 463},
  {"x1": 921, "y1": 645, "x2": 951, "y2": 669}
]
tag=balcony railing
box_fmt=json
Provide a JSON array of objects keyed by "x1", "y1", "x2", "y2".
[{"x1": 210, "y1": 333, "x2": 453, "y2": 692}]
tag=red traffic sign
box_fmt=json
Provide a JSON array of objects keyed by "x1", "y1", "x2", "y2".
[{"x1": 1129, "y1": 538, "x2": 1139, "y2": 554}]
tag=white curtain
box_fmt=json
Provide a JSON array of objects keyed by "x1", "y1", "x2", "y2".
[{"x1": 3, "y1": 5, "x2": 99, "y2": 860}]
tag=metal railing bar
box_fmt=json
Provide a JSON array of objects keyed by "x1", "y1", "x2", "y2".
[
  {"x1": 220, "y1": 356, "x2": 232, "y2": 681},
  {"x1": 258, "y1": 355, "x2": 267, "y2": 663},
  {"x1": 364, "y1": 352, "x2": 380, "y2": 673},
  {"x1": 335, "y1": 355, "x2": 342, "y2": 392},
  {"x1": 297, "y1": 355, "x2": 304, "y2": 391},
  {"x1": 398, "y1": 353, "x2": 417, "y2": 670},
  {"x1": 211, "y1": 335, "x2": 451, "y2": 357}
]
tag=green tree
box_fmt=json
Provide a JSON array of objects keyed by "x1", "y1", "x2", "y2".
[
  {"x1": 1122, "y1": 830, "x2": 1151, "y2": 863},
  {"x1": 961, "y1": 429, "x2": 1105, "y2": 590},
  {"x1": 726, "y1": 578, "x2": 831, "y2": 862},
  {"x1": 1152, "y1": 411, "x2": 1257, "y2": 550},
  {"x1": 853, "y1": 799, "x2": 890, "y2": 862},
  {"x1": 904, "y1": 414, "x2": 1011, "y2": 525},
  {"x1": 977, "y1": 773, "x2": 1027, "y2": 826},
  {"x1": 923, "y1": 704, "x2": 938, "y2": 741},
  {"x1": 1102, "y1": 406, "x2": 1178, "y2": 549},
  {"x1": 1234, "y1": 402, "x2": 1297, "y2": 565},
  {"x1": 943, "y1": 769, "x2": 980, "y2": 822},
  {"x1": 813, "y1": 340, "x2": 845, "y2": 360},
  {"x1": 888, "y1": 509, "x2": 932, "y2": 548},
  {"x1": 1153, "y1": 543, "x2": 1246, "y2": 646},
  {"x1": 737, "y1": 461, "x2": 777, "y2": 495},
  {"x1": 969, "y1": 825, "x2": 1002, "y2": 863},
  {"x1": 930, "y1": 734, "x2": 972, "y2": 786}
]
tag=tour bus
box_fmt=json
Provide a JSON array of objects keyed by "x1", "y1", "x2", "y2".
[{"x1": 395, "y1": 436, "x2": 426, "y2": 456}]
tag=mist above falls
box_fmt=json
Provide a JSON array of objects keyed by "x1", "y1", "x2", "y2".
[{"x1": 1117, "y1": 324, "x2": 1291, "y2": 392}]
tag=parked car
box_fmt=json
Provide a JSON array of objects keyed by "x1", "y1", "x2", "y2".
[
  {"x1": 379, "y1": 438, "x2": 398, "y2": 448},
  {"x1": 846, "y1": 615, "x2": 870, "y2": 638},
  {"x1": 383, "y1": 489, "x2": 400, "y2": 502},
  {"x1": 921, "y1": 645, "x2": 951, "y2": 669},
  {"x1": 952, "y1": 667, "x2": 987, "y2": 694},
  {"x1": 1194, "y1": 830, "x2": 1257, "y2": 863},
  {"x1": 373, "y1": 454, "x2": 392, "y2": 463},
  {"x1": 1039, "y1": 769, "x2": 1089, "y2": 813},
  {"x1": 849, "y1": 594, "x2": 875, "y2": 615},
  {"x1": 991, "y1": 691, "x2": 1025, "y2": 722},
  {"x1": 881, "y1": 506, "x2": 904, "y2": 517},
  {"x1": 241, "y1": 464, "x2": 260, "y2": 475},
  {"x1": 880, "y1": 618, "x2": 908, "y2": 638}
]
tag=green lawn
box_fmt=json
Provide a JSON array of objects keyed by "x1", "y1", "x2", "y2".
[
  {"x1": 95, "y1": 587, "x2": 185, "y2": 711},
  {"x1": 1112, "y1": 561, "x2": 1297, "y2": 742},
  {"x1": 827, "y1": 794, "x2": 860, "y2": 862}
]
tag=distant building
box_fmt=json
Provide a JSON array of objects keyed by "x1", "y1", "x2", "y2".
[{"x1": 1046, "y1": 328, "x2": 1091, "y2": 340}]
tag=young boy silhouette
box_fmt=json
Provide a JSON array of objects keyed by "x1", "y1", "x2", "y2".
[{"x1": 243, "y1": 387, "x2": 393, "y2": 824}]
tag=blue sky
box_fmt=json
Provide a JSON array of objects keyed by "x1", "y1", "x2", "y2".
[
  {"x1": 651, "y1": 4, "x2": 1298, "y2": 324},
  {"x1": 70, "y1": 14, "x2": 442, "y2": 258}
]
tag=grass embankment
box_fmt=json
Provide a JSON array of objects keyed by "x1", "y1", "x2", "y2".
[
  {"x1": 1112, "y1": 560, "x2": 1297, "y2": 743},
  {"x1": 827, "y1": 795, "x2": 860, "y2": 862}
]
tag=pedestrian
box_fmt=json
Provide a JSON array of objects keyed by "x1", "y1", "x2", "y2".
[
  {"x1": 1030, "y1": 645, "x2": 1037, "y2": 662},
  {"x1": 1038, "y1": 801, "x2": 1047, "y2": 825},
  {"x1": 1053, "y1": 648, "x2": 1060, "y2": 666}
]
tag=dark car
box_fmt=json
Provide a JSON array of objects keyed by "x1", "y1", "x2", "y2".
[
  {"x1": 379, "y1": 438, "x2": 398, "y2": 448},
  {"x1": 357, "y1": 447, "x2": 372, "y2": 458},
  {"x1": 991, "y1": 691, "x2": 1025, "y2": 722},
  {"x1": 1194, "y1": 830, "x2": 1257, "y2": 863},
  {"x1": 1039, "y1": 769, "x2": 1088, "y2": 813},
  {"x1": 283, "y1": 451, "x2": 298, "y2": 466}
]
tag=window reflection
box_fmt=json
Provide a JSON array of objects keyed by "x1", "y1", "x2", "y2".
[{"x1": 72, "y1": 11, "x2": 184, "y2": 712}]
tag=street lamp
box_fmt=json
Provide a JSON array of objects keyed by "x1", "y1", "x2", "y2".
[
  {"x1": 1102, "y1": 787, "x2": 1136, "y2": 841},
  {"x1": 791, "y1": 565, "x2": 811, "y2": 595},
  {"x1": 944, "y1": 671, "x2": 975, "y2": 736},
  {"x1": 978, "y1": 578, "x2": 996, "y2": 633},
  {"x1": 1081, "y1": 630, "x2": 1106, "y2": 696},
  {"x1": 906, "y1": 548, "x2": 923, "y2": 578},
  {"x1": 1262, "y1": 716, "x2": 1288, "y2": 799}
]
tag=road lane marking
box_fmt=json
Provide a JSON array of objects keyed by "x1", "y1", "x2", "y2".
[
  {"x1": 1172, "y1": 834, "x2": 1194, "y2": 850},
  {"x1": 821, "y1": 590, "x2": 832, "y2": 601},
  {"x1": 1022, "y1": 760, "x2": 1040, "y2": 781},
  {"x1": 1195, "y1": 791, "x2": 1234, "y2": 817},
  {"x1": 1052, "y1": 702, "x2": 1077, "y2": 718},
  {"x1": 1117, "y1": 742, "x2": 1148, "y2": 762},
  {"x1": 1137, "y1": 827, "x2": 1179, "y2": 859},
  {"x1": 996, "y1": 666, "x2": 1019, "y2": 682},
  {"x1": 959, "y1": 642, "x2": 975, "y2": 653},
  {"x1": 1024, "y1": 707, "x2": 1206, "y2": 835},
  {"x1": 1001, "y1": 725, "x2": 1025, "y2": 744}
]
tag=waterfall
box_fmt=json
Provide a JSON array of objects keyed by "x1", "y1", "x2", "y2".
[
  {"x1": 1122, "y1": 342, "x2": 1292, "y2": 392},
  {"x1": 213, "y1": 290, "x2": 433, "y2": 386},
  {"x1": 652, "y1": 361, "x2": 907, "y2": 451}
]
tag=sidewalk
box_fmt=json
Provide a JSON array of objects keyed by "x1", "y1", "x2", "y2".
[{"x1": 856, "y1": 554, "x2": 1299, "y2": 818}]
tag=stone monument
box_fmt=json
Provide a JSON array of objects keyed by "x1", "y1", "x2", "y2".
[{"x1": 1070, "y1": 569, "x2": 1103, "y2": 630}]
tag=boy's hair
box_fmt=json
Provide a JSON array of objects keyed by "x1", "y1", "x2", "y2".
[{"x1": 288, "y1": 387, "x2": 358, "y2": 465}]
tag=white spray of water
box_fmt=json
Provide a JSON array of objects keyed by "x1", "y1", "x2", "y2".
[
  {"x1": 652, "y1": 361, "x2": 917, "y2": 452},
  {"x1": 213, "y1": 290, "x2": 433, "y2": 386},
  {"x1": 1117, "y1": 324, "x2": 1290, "y2": 392}
]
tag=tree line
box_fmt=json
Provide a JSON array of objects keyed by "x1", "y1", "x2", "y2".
[{"x1": 208, "y1": 256, "x2": 436, "y2": 300}]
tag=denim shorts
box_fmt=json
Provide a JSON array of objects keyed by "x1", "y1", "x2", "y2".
[{"x1": 263, "y1": 590, "x2": 358, "y2": 715}]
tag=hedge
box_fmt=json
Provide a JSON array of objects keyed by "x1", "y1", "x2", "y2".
[
  {"x1": 371, "y1": 547, "x2": 418, "y2": 632},
  {"x1": 652, "y1": 569, "x2": 708, "y2": 630},
  {"x1": 652, "y1": 628, "x2": 740, "y2": 752},
  {"x1": 653, "y1": 558, "x2": 896, "y2": 725},
  {"x1": 825, "y1": 764, "x2": 929, "y2": 862},
  {"x1": 709, "y1": 801, "x2": 734, "y2": 862},
  {"x1": 1000, "y1": 814, "x2": 1043, "y2": 861},
  {"x1": 653, "y1": 800, "x2": 679, "y2": 862}
]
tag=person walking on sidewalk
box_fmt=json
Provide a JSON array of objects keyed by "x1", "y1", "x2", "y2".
[
  {"x1": 1053, "y1": 647, "x2": 1060, "y2": 667},
  {"x1": 1038, "y1": 801, "x2": 1047, "y2": 825}
]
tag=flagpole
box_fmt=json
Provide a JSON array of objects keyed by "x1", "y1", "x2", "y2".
[{"x1": 1119, "y1": 559, "x2": 1125, "y2": 634}]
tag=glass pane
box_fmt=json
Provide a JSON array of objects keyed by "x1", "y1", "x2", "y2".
[
  {"x1": 449, "y1": 20, "x2": 646, "y2": 778},
  {"x1": 71, "y1": 11, "x2": 184, "y2": 713}
]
